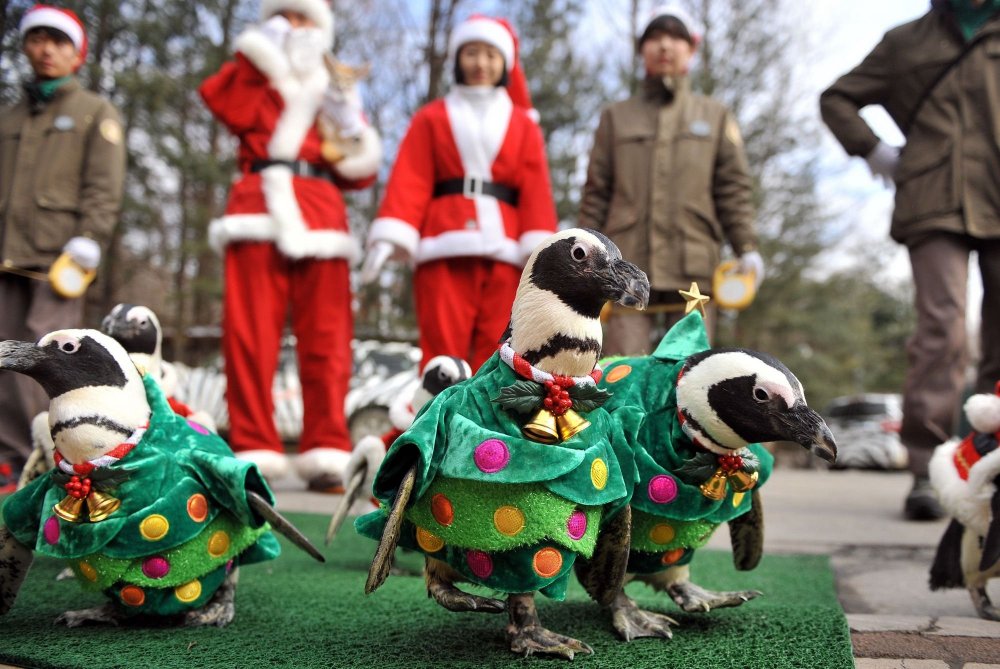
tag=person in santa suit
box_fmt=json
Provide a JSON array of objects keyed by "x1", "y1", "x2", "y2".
[
  {"x1": 199, "y1": 0, "x2": 381, "y2": 489},
  {"x1": 359, "y1": 15, "x2": 558, "y2": 374}
]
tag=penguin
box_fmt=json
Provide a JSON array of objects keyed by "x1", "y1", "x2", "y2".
[
  {"x1": 584, "y1": 312, "x2": 837, "y2": 641},
  {"x1": 357, "y1": 228, "x2": 649, "y2": 659},
  {"x1": 0, "y1": 329, "x2": 322, "y2": 626},
  {"x1": 929, "y1": 388, "x2": 1000, "y2": 621}
]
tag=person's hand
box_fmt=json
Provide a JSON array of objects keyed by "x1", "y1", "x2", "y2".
[
  {"x1": 865, "y1": 141, "x2": 900, "y2": 186},
  {"x1": 344, "y1": 435, "x2": 385, "y2": 494},
  {"x1": 321, "y1": 87, "x2": 365, "y2": 139},
  {"x1": 63, "y1": 236, "x2": 101, "y2": 270},
  {"x1": 737, "y1": 250, "x2": 765, "y2": 289},
  {"x1": 358, "y1": 240, "x2": 396, "y2": 285},
  {"x1": 259, "y1": 14, "x2": 292, "y2": 49}
]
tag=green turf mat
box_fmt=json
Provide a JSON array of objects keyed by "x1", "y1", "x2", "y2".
[{"x1": 0, "y1": 511, "x2": 853, "y2": 668}]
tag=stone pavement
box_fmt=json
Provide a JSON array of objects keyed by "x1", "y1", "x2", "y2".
[{"x1": 271, "y1": 466, "x2": 1000, "y2": 668}]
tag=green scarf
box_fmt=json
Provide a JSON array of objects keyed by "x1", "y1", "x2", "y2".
[{"x1": 949, "y1": 0, "x2": 1000, "y2": 40}]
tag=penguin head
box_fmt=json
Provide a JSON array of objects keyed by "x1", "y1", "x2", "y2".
[
  {"x1": 414, "y1": 356, "x2": 472, "y2": 411},
  {"x1": 101, "y1": 303, "x2": 161, "y2": 356},
  {"x1": 676, "y1": 348, "x2": 837, "y2": 462}
]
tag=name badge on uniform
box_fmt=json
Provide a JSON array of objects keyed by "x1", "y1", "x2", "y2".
[
  {"x1": 689, "y1": 120, "x2": 711, "y2": 137},
  {"x1": 53, "y1": 115, "x2": 75, "y2": 131}
]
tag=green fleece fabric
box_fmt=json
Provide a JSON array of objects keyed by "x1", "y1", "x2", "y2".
[
  {"x1": 357, "y1": 351, "x2": 640, "y2": 598},
  {"x1": 0, "y1": 375, "x2": 280, "y2": 615}
]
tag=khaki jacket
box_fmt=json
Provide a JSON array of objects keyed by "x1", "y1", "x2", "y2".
[
  {"x1": 579, "y1": 77, "x2": 756, "y2": 294},
  {"x1": 0, "y1": 79, "x2": 125, "y2": 269},
  {"x1": 820, "y1": 10, "x2": 1000, "y2": 244}
]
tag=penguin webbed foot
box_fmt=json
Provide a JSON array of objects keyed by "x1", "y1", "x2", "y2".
[
  {"x1": 667, "y1": 580, "x2": 761, "y2": 613},
  {"x1": 183, "y1": 568, "x2": 239, "y2": 627},
  {"x1": 427, "y1": 578, "x2": 505, "y2": 613},
  {"x1": 610, "y1": 591, "x2": 676, "y2": 642},
  {"x1": 54, "y1": 603, "x2": 122, "y2": 627},
  {"x1": 971, "y1": 585, "x2": 1000, "y2": 621},
  {"x1": 505, "y1": 593, "x2": 593, "y2": 659}
]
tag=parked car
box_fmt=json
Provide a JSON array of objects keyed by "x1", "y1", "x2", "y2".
[{"x1": 823, "y1": 393, "x2": 908, "y2": 470}]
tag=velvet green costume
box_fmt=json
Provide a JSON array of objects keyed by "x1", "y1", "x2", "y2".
[
  {"x1": 1, "y1": 375, "x2": 279, "y2": 616},
  {"x1": 597, "y1": 312, "x2": 774, "y2": 574},
  {"x1": 356, "y1": 352, "x2": 639, "y2": 599}
]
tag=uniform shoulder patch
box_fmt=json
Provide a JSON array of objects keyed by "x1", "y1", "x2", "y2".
[
  {"x1": 99, "y1": 117, "x2": 122, "y2": 145},
  {"x1": 725, "y1": 118, "x2": 743, "y2": 147}
]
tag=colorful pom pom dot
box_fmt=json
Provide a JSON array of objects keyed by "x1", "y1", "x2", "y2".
[
  {"x1": 207, "y1": 530, "x2": 231, "y2": 557},
  {"x1": 142, "y1": 556, "x2": 171, "y2": 579},
  {"x1": 466, "y1": 550, "x2": 494, "y2": 579},
  {"x1": 139, "y1": 514, "x2": 169, "y2": 541},
  {"x1": 661, "y1": 548, "x2": 685, "y2": 565},
  {"x1": 174, "y1": 579, "x2": 202, "y2": 603},
  {"x1": 430, "y1": 493, "x2": 454, "y2": 527},
  {"x1": 648, "y1": 475, "x2": 678, "y2": 504},
  {"x1": 187, "y1": 420, "x2": 210, "y2": 435},
  {"x1": 43, "y1": 516, "x2": 60, "y2": 545},
  {"x1": 473, "y1": 438, "x2": 510, "y2": 473},
  {"x1": 120, "y1": 585, "x2": 146, "y2": 607},
  {"x1": 493, "y1": 505, "x2": 526, "y2": 537},
  {"x1": 606, "y1": 365, "x2": 632, "y2": 384},
  {"x1": 416, "y1": 527, "x2": 445, "y2": 552},
  {"x1": 187, "y1": 493, "x2": 209, "y2": 522},
  {"x1": 649, "y1": 523, "x2": 676, "y2": 545},
  {"x1": 532, "y1": 547, "x2": 564, "y2": 578},
  {"x1": 732, "y1": 492, "x2": 746, "y2": 507},
  {"x1": 590, "y1": 458, "x2": 608, "y2": 490},
  {"x1": 566, "y1": 510, "x2": 587, "y2": 540},
  {"x1": 77, "y1": 561, "x2": 98, "y2": 582}
]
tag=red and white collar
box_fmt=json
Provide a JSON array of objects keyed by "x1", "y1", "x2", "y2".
[
  {"x1": 499, "y1": 342, "x2": 602, "y2": 387},
  {"x1": 54, "y1": 424, "x2": 148, "y2": 476}
]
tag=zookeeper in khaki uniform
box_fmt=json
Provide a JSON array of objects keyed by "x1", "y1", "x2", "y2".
[
  {"x1": 821, "y1": 0, "x2": 1000, "y2": 521},
  {"x1": 0, "y1": 5, "x2": 125, "y2": 487},
  {"x1": 579, "y1": 4, "x2": 764, "y2": 355}
]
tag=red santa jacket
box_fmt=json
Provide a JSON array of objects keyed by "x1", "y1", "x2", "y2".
[
  {"x1": 199, "y1": 26, "x2": 379, "y2": 261},
  {"x1": 368, "y1": 86, "x2": 557, "y2": 267}
]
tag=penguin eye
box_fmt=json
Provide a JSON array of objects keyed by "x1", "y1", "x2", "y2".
[
  {"x1": 753, "y1": 386, "x2": 770, "y2": 402},
  {"x1": 51, "y1": 336, "x2": 81, "y2": 354},
  {"x1": 570, "y1": 243, "x2": 589, "y2": 262}
]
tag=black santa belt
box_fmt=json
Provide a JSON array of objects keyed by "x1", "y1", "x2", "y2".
[
  {"x1": 433, "y1": 177, "x2": 519, "y2": 206},
  {"x1": 250, "y1": 159, "x2": 332, "y2": 181}
]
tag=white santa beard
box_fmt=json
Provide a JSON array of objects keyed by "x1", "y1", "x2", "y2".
[{"x1": 285, "y1": 27, "x2": 326, "y2": 77}]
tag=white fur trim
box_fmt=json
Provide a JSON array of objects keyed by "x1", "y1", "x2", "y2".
[
  {"x1": 293, "y1": 447, "x2": 350, "y2": 480},
  {"x1": 448, "y1": 17, "x2": 515, "y2": 71},
  {"x1": 236, "y1": 449, "x2": 291, "y2": 481},
  {"x1": 20, "y1": 7, "x2": 85, "y2": 52},
  {"x1": 209, "y1": 214, "x2": 276, "y2": 252},
  {"x1": 388, "y1": 378, "x2": 420, "y2": 430},
  {"x1": 417, "y1": 230, "x2": 520, "y2": 265},
  {"x1": 332, "y1": 125, "x2": 382, "y2": 180},
  {"x1": 518, "y1": 230, "x2": 553, "y2": 264},
  {"x1": 525, "y1": 107, "x2": 540, "y2": 124},
  {"x1": 929, "y1": 438, "x2": 1000, "y2": 536},
  {"x1": 368, "y1": 217, "x2": 421, "y2": 258},
  {"x1": 965, "y1": 394, "x2": 1000, "y2": 434},
  {"x1": 260, "y1": 0, "x2": 334, "y2": 48}
]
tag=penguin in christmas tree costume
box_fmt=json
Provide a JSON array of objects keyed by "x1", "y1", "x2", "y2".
[
  {"x1": 0, "y1": 329, "x2": 322, "y2": 627},
  {"x1": 588, "y1": 304, "x2": 837, "y2": 641},
  {"x1": 357, "y1": 228, "x2": 650, "y2": 659},
  {"x1": 929, "y1": 385, "x2": 1000, "y2": 620}
]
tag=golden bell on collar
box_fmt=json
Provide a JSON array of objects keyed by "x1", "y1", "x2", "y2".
[
  {"x1": 522, "y1": 409, "x2": 560, "y2": 444},
  {"x1": 728, "y1": 469, "x2": 759, "y2": 493},
  {"x1": 699, "y1": 469, "x2": 729, "y2": 501},
  {"x1": 556, "y1": 409, "x2": 591, "y2": 442},
  {"x1": 86, "y1": 490, "x2": 122, "y2": 522},
  {"x1": 53, "y1": 495, "x2": 86, "y2": 523}
]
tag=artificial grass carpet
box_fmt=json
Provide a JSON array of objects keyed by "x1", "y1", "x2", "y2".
[{"x1": 0, "y1": 511, "x2": 853, "y2": 668}]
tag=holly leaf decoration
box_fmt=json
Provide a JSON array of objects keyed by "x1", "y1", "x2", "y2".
[
  {"x1": 739, "y1": 450, "x2": 760, "y2": 473},
  {"x1": 675, "y1": 451, "x2": 719, "y2": 484},
  {"x1": 90, "y1": 468, "x2": 132, "y2": 488},
  {"x1": 493, "y1": 381, "x2": 545, "y2": 415},
  {"x1": 52, "y1": 470, "x2": 71, "y2": 486},
  {"x1": 570, "y1": 384, "x2": 611, "y2": 412}
]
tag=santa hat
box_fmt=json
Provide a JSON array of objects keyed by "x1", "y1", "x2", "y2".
[
  {"x1": 965, "y1": 381, "x2": 1000, "y2": 434},
  {"x1": 449, "y1": 15, "x2": 538, "y2": 122},
  {"x1": 640, "y1": 4, "x2": 704, "y2": 47},
  {"x1": 19, "y1": 5, "x2": 87, "y2": 64},
  {"x1": 260, "y1": 0, "x2": 334, "y2": 48}
]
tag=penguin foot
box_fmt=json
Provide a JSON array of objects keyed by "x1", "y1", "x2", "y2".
[
  {"x1": 427, "y1": 578, "x2": 505, "y2": 613},
  {"x1": 667, "y1": 580, "x2": 761, "y2": 613},
  {"x1": 54, "y1": 603, "x2": 122, "y2": 627},
  {"x1": 184, "y1": 568, "x2": 239, "y2": 627},
  {"x1": 971, "y1": 586, "x2": 1000, "y2": 621},
  {"x1": 610, "y1": 591, "x2": 676, "y2": 641},
  {"x1": 506, "y1": 593, "x2": 593, "y2": 659}
]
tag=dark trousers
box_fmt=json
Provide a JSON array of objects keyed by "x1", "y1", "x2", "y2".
[
  {"x1": 902, "y1": 233, "x2": 1000, "y2": 477},
  {"x1": 0, "y1": 273, "x2": 84, "y2": 468}
]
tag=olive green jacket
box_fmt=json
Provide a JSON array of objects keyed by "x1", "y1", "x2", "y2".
[
  {"x1": 579, "y1": 77, "x2": 757, "y2": 294},
  {"x1": 0, "y1": 78, "x2": 125, "y2": 269},
  {"x1": 820, "y1": 9, "x2": 1000, "y2": 244}
]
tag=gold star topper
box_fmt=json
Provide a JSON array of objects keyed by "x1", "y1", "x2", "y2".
[{"x1": 679, "y1": 282, "x2": 710, "y2": 316}]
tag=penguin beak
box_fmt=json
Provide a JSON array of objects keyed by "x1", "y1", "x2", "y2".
[
  {"x1": 0, "y1": 340, "x2": 46, "y2": 374},
  {"x1": 605, "y1": 258, "x2": 650, "y2": 311},
  {"x1": 781, "y1": 404, "x2": 838, "y2": 462}
]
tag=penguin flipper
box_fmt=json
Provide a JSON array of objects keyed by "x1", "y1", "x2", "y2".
[
  {"x1": 575, "y1": 505, "x2": 631, "y2": 607},
  {"x1": 730, "y1": 489, "x2": 764, "y2": 571},
  {"x1": 365, "y1": 462, "x2": 417, "y2": 594},
  {"x1": 246, "y1": 491, "x2": 325, "y2": 563},
  {"x1": 930, "y1": 518, "x2": 966, "y2": 589},
  {"x1": 0, "y1": 526, "x2": 34, "y2": 616},
  {"x1": 979, "y1": 484, "x2": 1000, "y2": 573}
]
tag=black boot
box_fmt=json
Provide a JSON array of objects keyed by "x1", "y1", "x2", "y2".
[{"x1": 904, "y1": 475, "x2": 945, "y2": 521}]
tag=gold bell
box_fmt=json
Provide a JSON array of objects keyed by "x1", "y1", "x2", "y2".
[
  {"x1": 699, "y1": 469, "x2": 729, "y2": 501},
  {"x1": 86, "y1": 490, "x2": 121, "y2": 522},
  {"x1": 556, "y1": 409, "x2": 591, "y2": 442},
  {"x1": 728, "y1": 469, "x2": 759, "y2": 493},
  {"x1": 53, "y1": 495, "x2": 85, "y2": 523},
  {"x1": 522, "y1": 409, "x2": 560, "y2": 444}
]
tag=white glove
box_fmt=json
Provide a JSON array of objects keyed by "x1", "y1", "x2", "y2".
[
  {"x1": 344, "y1": 435, "x2": 386, "y2": 495},
  {"x1": 322, "y1": 88, "x2": 366, "y2": 139},
  {"x1": 259, "y1": 14, "x2": 292, "y2": 49},
  {"x1": 359, "y1": 240, "x2": 396, "y2": 285},
  {"x1": 737, "y1": 250, "x2": 765, "y2": 289},
  {"x1": 63, "y1": 236, "x2": 101, "y2": 270},
  {"x1": 864, "y1": 140, "x2": 900, "y2": 186}
]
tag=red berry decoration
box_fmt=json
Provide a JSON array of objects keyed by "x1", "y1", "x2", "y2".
[{"x1": 719, "y1": 455, "x2": 743, "y2": 473}]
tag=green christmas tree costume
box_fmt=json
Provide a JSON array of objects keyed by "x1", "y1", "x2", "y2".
[
  {"x1": 356, "y1": 351, "x2": 640, "y2": 599},
  {"x1": 597, "y1": 312, "x2": 775, "y2": 574},
  {"x1": 1, "y1": 375, "x2": 280, "y2": 616}
]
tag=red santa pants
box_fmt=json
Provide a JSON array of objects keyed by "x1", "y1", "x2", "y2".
[
  {"x1": 414, "y1": 257, "x2": 520, "y2": 373},
  {"x1": 223, "y1": 242, "x2": 352, "y2": 455}
]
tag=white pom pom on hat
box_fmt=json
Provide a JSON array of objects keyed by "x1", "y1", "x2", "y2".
[{"x1": 965, "y1": 390, "x2": 1000, "y2": 434}]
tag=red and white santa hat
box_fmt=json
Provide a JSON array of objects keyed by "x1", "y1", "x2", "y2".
[
  {"x1": 260, "y1": 0, "x2": 334, "y2": 48},
  {"x1": 448, "y1": 15, "x2": 538, "y2": 122},
  {"x1": 19, "y1": 5, "x2": 88, "y2": 63}
]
